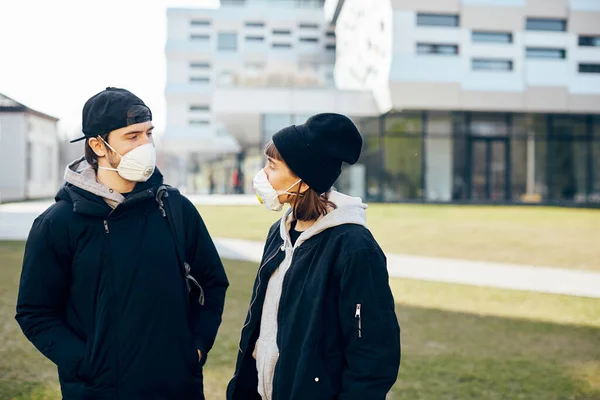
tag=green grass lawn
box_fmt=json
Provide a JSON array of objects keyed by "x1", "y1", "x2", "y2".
[
  {"x1": 197, "y1": 204, "x2": 600, "y2": 271},
  {"x1": 1, "y1": 241, "x2": 599, "y2": 399}
]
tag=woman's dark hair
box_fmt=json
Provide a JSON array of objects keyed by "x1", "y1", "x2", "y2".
[{"x1": 265, "y1": 141, "x2": 336, "y2": 221}]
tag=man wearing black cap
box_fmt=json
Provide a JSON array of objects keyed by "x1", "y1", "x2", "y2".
[{"x1": 15, "y1": 87, "x2": 228, "y2": 399}]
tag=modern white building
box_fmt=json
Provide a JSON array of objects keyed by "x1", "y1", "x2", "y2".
[
  {"x1": 0, "y1": 93, "x2": 60, "y2": 203},
  {"x1": 164, "y1": 0, "x2": 375, "y2": 194},
  {"x1": 165, "y1": 0, "x2": 600, "y2": 204}
]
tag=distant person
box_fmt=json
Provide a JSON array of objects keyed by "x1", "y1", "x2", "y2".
[
  {"x1": 15, "y1": 87, "x2": 229, "y2": 400},
  {"x1": 209, "y1": 169, "x2": 216, "y2": 194},
  {"x1": 227, "y1": 113, "x2": 401, "y2": 400}
]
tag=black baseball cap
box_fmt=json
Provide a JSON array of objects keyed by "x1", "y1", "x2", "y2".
[{"x1": 70, "y1": 87, "x2": 152, "y2": 143}]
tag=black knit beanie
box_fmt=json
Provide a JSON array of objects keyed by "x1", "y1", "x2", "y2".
[{"x1": 272, "y1": 113, "x2": 363, "y2": 194}]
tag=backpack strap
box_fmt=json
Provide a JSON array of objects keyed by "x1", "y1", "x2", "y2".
[{"x1": 156, "y1": 185, "x2": 205, "y2": 306}]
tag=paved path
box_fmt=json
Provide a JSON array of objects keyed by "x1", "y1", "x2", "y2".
[{"x1": 2, "y1": 199, "x2": 600, "y2": 299}]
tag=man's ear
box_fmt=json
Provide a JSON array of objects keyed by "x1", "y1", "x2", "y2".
[{"x1": 88, "y1": 137, "x2": 107, "y2": 158}]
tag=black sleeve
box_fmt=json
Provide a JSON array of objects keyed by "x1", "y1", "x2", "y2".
[
  {"x1": 337, "y1": 248, "x2": 401, "y2": 400},
  {"x1": 183, "y1": 197, "x2": 230, "y2": 360},
  {"x1": 15, "y1": 216, "x2": 86, "y2": 379}
]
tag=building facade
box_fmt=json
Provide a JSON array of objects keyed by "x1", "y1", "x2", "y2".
[
  {"x1": 0, "y1": 93, "x2": 60, "y2": 203},
  {"x1": 165, "y1": 0, "x2": 600, "y2": 204}
]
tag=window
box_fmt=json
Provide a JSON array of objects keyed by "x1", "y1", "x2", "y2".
[
  {"x1": 417, "y1": 43, "x2": 459, "y2": 55},
  {"x1": 190, "y1": 34, "x2": 210, "y2": 41},
  {"x1": 579, "y1": 63, "x2": 600, "y2": 73},
  {"x1": 299, "y1": 37, "x2": 319, "y2": 43},
  {"x1": 245, "y1": 35, "x2": 265, "y2": 42},
  {"x1": 245, "y1": 21, "x2": 265, "y2": 28},
  {"x1": 189, "y1": 120, "x2": 210, "y2": 126},
  {"x1": 472, "y1": 59, "x2": 513, "y2": 71},
  {"x1": 299, "y1": 23, "x2": 319, "y2": 29},
  {"x1": 472, "y1": 31, "x2": 513, "y2": 44},
  {"x1": 190, "y1": 105, "x2": 210, "y2": 111},
  {"x1": 326, "y1": 31, "x2": 335, "y2": 38},
  {"x1": 190, "y1": 20, "x2": 211, "y2": 26},
  {"x1": 272, "y1": 43, "x2": 292, "y2": 49},
  {"x1": 273, "y1": 29, "x2": 291, "y2": 35},
  {"x1": 325, "y1": 44, "x2": 336, "y2": 51},
  {"x1": 190, "y1": 62, "x2": 211, "y2": 69},
  {"x1": 579, "y1": 36, "x2": 600, "y2": 47},
  {"x1": 416, "y1": 13, "x2": 459, "y2": 27},
  {"x1": 526, "y1": 47, "x2": 566, "y2": 59},
  {"x1": 218, "y1": 32, "x2": 238, "y2": 51},
  {"x1": 525, "y1": 18, "x2": 566, "y2": 32},
  {"x1": 189, "y1": 77, "x2": 210, "y2": 83}
]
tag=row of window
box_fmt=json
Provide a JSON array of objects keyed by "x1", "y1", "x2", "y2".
[
  {"x1": 191, "y1": 20, "x2": 326, "y2": 31},
  {"x1": 471, "y1": 60, "x2": 600, "y2": 73},
  {"x1": 190, "y1": 32, "x2": 335, "y2": 51},
  {"x1": 417, "y1": 13, "x2": 598, "y2": 41},
  {"x1": 417, "y1": 43, "x2": 571, "y2": 59}
]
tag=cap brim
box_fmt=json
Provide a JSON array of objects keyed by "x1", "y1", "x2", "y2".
[{"x1": 69, "y1": 136, "x2": 87, "y2": 143}]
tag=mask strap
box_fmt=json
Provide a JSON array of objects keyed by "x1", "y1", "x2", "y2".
[
  {"x1": 98, "y1": 166, "x2": 119, "y2": 172},
  {"x1": 283, "y1": 179, "x2": 302, "y2": 194},
  {"x1": 98, "y1": 136, "x2": 122, "y2": 159}
]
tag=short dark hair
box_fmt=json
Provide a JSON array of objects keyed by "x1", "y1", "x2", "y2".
[
  {"x1": 265, "y1": 141, "x2": 336, "y2": 221},
  {"x1": 84, "y1": 132, "x2": 110, "y2": 172}
]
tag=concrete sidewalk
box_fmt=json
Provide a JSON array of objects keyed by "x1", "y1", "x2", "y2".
[
  {"x1": 2, "y1": 199, "x2": 600, "y2": 299},
  {"x1": 214, "y1": 238, "x2": 600, "y2": 299}
]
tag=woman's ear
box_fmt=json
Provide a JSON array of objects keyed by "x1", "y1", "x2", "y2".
[
  {"x1": 88, "y1": 137, "x2": 106, "y2": 158},
  {"x1": 299, "y1": 181, "x2": 311, "y2": 194}
]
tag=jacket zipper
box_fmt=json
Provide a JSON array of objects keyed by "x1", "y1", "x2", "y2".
[
  {"x1": 237, "y1": 242, "x2": 285, "y2": 354},
  {"x1": 355, "y1": 304, "x2": 362, "y2": 338}
]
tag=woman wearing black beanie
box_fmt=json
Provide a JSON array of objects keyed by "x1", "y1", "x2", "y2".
[{"x1": 227, "y1": 113, "x2": 401, "y2": 400}]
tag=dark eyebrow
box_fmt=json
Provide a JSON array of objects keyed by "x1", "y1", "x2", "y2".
[
  {"x1": 123, "y1": 126, "x2": 154, "y2": 136},
  {"x1": 267, "y1": 157, "x2": 277, "y2": 163}
]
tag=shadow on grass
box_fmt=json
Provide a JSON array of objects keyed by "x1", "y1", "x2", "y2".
[{"x1": 1, "y1": 243, "x2": 599, "y2": 400}]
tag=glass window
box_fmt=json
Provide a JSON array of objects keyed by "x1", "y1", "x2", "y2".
[
  {"x1": 579, "y1": 64, "x2": 600, "y2": 74},
  {"x1": 325, "y1": 44, "x2": 336, "y2": 51},
  {"x1": 190, "y1": 20, "x2": 211, "y2": 26},
  {"x1": 299, "y1": 37, "x2": 319, "y2": 43},
  {"x1": 470, "y1": 113, "x2": 509, "y2": 136},
  {"x1": 417, "y1": 43, "x2": 459, "y2": 55},
  {"x1": 579, "y1": 36, "x2": 600, "y2": 47},
  {"x1": 526, "y1": 48, "x2": 566, "y2": 59},
  {"x1": 472, "y1": 31, "x2": 513, "y2": 44},
  {"x1": 190, "y1": 62, "x2": 210, "y2": 69},
  {"x1": 217, "y1": 32, "x2": 238, "y2": 51},
  {"x1": 326, "y1": 31, "x2": 335, "y2": 38},
  {"x1": 472, "y1": 59, "x2": 513, "y2": 71},
  {"x1": 190, "y1": 34, "x2": 210, "y2": 41},
  {"x1": 245, "y1": 22, "x2": 265, "y2": 28},
  {"x1": 189, "y1": 120, "x2": 210, "y2": 126},
  {"x1": 273, "y1": 29, "x2": 292, "y2": 35},
  {"x1": 417, "y1": 13, "x2": 459, "y2": 27},
  {"x1": 245, "y1": 36, "x2": 265, "y2": 42},
  {"x1": 190, "y1": 105, "x2": 210, "y2": 111},
  {"x1": 525, "y1": 18, "x2": 566, "y2": 32},
  {"x1": 189, "y1": 77, "x2": 210, "y2": 83},
  {"x1": 262, "y1": 114, "x2": 292, "y2": 146},
  {"x1": 272, "y1": 43, "x2": 292, "y2": 49},
  {"x1": 299, "y1": 23, "x2": 319, "y2": 29}
]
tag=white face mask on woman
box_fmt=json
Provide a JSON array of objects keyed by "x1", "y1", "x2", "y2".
[
  {"x1": 252, "y1": 169, "x2": 301, "y2": 212},
  {"x1": 97, "y1": 137, "x2": 156, "y2": 182}
]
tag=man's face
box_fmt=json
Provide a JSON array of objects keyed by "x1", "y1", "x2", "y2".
[{"x1": 91, "y1": 121, "x2": 154, "y2": 169}]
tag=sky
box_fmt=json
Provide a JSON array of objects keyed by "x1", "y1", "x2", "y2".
[{"x1": 0, "y1": 0, "x2": 219, "y2": 139}]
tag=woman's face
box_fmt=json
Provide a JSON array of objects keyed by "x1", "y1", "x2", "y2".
[{"x1": 264, "y1": 156, "x2": 302, "y2": 204}]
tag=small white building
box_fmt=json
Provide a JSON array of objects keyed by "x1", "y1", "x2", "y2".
[{"x1": 0, "y1": 93, "x2": 60, "y2": 203}]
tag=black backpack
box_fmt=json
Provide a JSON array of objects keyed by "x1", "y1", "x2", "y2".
[{"x1": 155, "y1": 185, "x2": 205, "y2": 306}]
